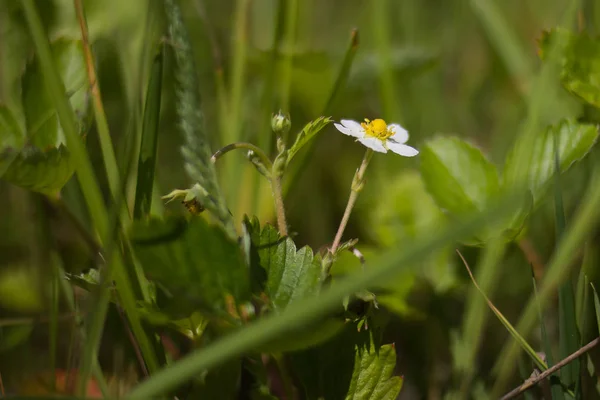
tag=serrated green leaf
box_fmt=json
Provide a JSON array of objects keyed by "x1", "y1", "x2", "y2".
[
  {"x1": 420, "y1": 136, "x2": 518, "y2": 244},
  {"x1": 129, "y1": 216, "x2": 250, "y2": 318},
  {"x1": 345, "y1": 343, "x2": 402, "y2": 400},
  {"x1": 503, "y1": 119, "x2": 599, "y2": 203},
  {"x1": 2, "y1": 145, "x2": 75, "y2": 195},
  {"x1": 0, "y1": 39, "x2": 89, "y2": 195},
  {"x1": 540, "y1": 28, "x2": 600, "y2": 108},
  {"x1": 286, "y1": 117, "x2": 332, "y2": 165},
  {"x1": 257, "y1": 224, "x2": 323, "y2": 312}
]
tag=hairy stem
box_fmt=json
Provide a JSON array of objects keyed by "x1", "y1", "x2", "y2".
[
  {"x1": 331, "y1": 148, "x2": 373, "y2": 253},
  {"x1": 271, "y1": 175, "x2": 288, "y2": 236},
  {"x1": 212, "y1": 142, "x2": 273, "y2": 170}
]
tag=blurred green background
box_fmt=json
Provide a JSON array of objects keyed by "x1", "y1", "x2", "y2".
[{"x1": 0, "y1": 0, "x2": 598, "y2": 398}]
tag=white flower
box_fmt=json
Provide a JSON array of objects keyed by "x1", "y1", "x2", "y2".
[{"x1": 334, "y1": 118, "x2": 419, "y2": 157}]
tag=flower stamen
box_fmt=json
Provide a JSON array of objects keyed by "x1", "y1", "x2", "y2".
[{"x1": 361, "y1": 118, "x2": 394, "y2": 140}]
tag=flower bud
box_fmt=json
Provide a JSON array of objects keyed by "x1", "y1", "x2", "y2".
[{"x1": 271, "y1": 110, "x2": 291, "y2": 136}]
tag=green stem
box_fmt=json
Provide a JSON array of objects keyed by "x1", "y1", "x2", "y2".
[
  {"x1": 271, "y1": 175, "x2": 288, "y2": 236},
  {"x1": 331, "y1": 148, "x2": 373, "y2": 253},
  {"x1": 212, "y1": 142, "x2": 273, "y2": 170}
]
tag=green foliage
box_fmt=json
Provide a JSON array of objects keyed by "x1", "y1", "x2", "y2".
[
  {"x1": 0, "y1": 39, "x2": 89, "y2": 195},
  {"x1": 134, "y1": 48, "x2": 164, "y2": 220},
  {"x1": 504, "y1": 119, "x2": 599, "y2": 203},
  {"x1": 129, "y1": 216, "x2": 250, "y2": 318},
  {"x1": 345, "y1": 343, "x2": 403, "y2": 400},
  {"x1": 540, "y1": 28, "x2": 600, "y2": 108},
  {"x1": 286, "y1": 117, "x2": 332, "y2": 165}
]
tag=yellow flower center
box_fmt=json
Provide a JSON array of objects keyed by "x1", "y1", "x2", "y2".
[{"x1": 361, "y1": 118, "x2": 394, "y2": 140}]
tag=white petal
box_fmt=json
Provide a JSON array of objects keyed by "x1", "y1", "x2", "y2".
[
  {"x1": 334, "y1": 121, "x2": 363, "y2": 138},
  {"x1": 386, "y1": 141, "x2": 419, "y2": 157},
  {"x1": 334, "y1": 123, "x2": 360, "y2": 138},
  {"x1": 358, "y1": 137, "x2": 387, "y2": 153},
  {"x1": 340, "y1": 119, "x2": 364, "y2": 132},
  {"x1": 388, "y1": 124, "x2": 409, "y2": 144}
]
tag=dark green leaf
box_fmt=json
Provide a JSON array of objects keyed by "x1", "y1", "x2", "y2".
[
  {"x1": 0, "y1": 39, "x2": 89, "y2": 195},
  {"x1": 134, "y1": 48, "x2": 164, "y2": 220},
  {"x1": 286, "y1": 117, "x2": 332, "y2": 165},
  {"x1": 0, "y1": 325, "x2": 34, "y2": 352},
  {"x1": 540, "y1": 28, "x2": 600, "y2": 108},
  {"x1": 256, "y1": 225, "x2": 323, "y2": 312},
  {"x1": 345, "y1": 343, "x2": 403, "y2": 400},
  {"x1": 504, "y1": 119, "x2": 599, "y2": 203},
  {"x1": 129, "y1": 216, "x2": 250, "y2": 318}
]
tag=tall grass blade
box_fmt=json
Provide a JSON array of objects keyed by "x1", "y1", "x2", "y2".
[
  {"x1": 457, "y1": 239, "x2": 507, "y2": 398},
  {"x1": 134, "y1": 48, "x2": 164, "y2": 220},
  {"x1": 456, "y1": 250, "x2": 547, "y2": 372},
  {"x1": 127, "y1": 191, "x2": 522, "y2": 398}
]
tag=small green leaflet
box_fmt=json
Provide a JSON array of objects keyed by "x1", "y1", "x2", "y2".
[
  {"x1": 286, "y1": 117, "x2": 332, "y2": 165},
  {"x1": 345, "y1": 343, "x2": 403, "y2": 400}
]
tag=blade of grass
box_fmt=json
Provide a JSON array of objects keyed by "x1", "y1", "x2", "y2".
[
  {"x1": 127, "y1": 190, "x2": 523, "y2": 398},
  {"x1": 133, "y1": 47, "x2": 164, "y2": 220},
  {"x1": 492, "y1": 163, "x2": 600, "y2": 396},
  {"x1": 533, "y1": 266, "x2": 566, "y2": 400},
  {"x1": 554, "y1": 126, "x2": 580, "y2": 389},
  {"x1": 456, "y1": 250, "x2": 547, "y2": 372},
  {"x1": 457, "y1": 239, "x2": 509, "y2": 398},
  {"x1": 74, "y1": 0, "x2": 123, "y2": 214},
  {"x1": 278, "y1": 0, "x2": 299, "y2": 119},
  {"x1": 283, "y1": 28, "x2": 360, "y2": 197}
]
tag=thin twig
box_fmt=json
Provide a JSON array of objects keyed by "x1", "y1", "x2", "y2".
[
  {"x1": 211, "y1": 142, "x2": 273, "y2": 170},
  {"x1": 501, "y1": 337, "x2": 600, "y2": 400}
]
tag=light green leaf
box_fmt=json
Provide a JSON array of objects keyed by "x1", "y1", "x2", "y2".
[
  {"x1": 22, "y1": 39, "x2": 89, "y2": 148},
  {"x1": 286, "y1": 117, "x2": 332, "y2": 165},
  {"x1": 129, "y1": 216, "x2": 250, "y2": 318},
  {"x1": 420, "y1": 136, "x2": 515, "y2": 244},
  {"x1": 345, "y1": 343, "x2": 403, "y2": 400},
  {"x1": 503, "y1": 119, "x2": 599, "y2": 203},
  {"x1": 540, "y1": 28, "x2": 600, "y2": 108},
  {"x1": 0, "y1": 39, "x2": 89, "y2": 195}
]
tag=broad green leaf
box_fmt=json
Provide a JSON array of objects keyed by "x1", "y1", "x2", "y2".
[
  {"x1": 421, "y1": 136, "x2": 499, "y2": 215},
  {"x1": 345, "y1": 343, "x2": 403, "y2": 400},
  {"x1": 420, "y1": 136, "x2": 517, "y2": 244},
  {"x1": 256, "y1": 224, "x2": 323, "y2": 312},
  {"x1": 129, "y1": 216, "x2": 250, "y2": 318},
  {"x1": 286, "y1": 117, "x2": 332, "y2": 165},
  {"x1": 250, "y1": 223, "x2": 344, "y2": 352},
  {"x1": 0, "y1": 39, "x2": 89, "y2": 195},
  {"x1": 289, "y1": 324, "x2": 376, "y2": 400},
  {"x1": 22, "y1": 39, "x2": 89, "y2": 148},
  {"x1": 540, "y1": 28, "x2": 600, "y2": 108},
  {"x1": 503, "y1": 119, "x2": 599, "y2": 203}
]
